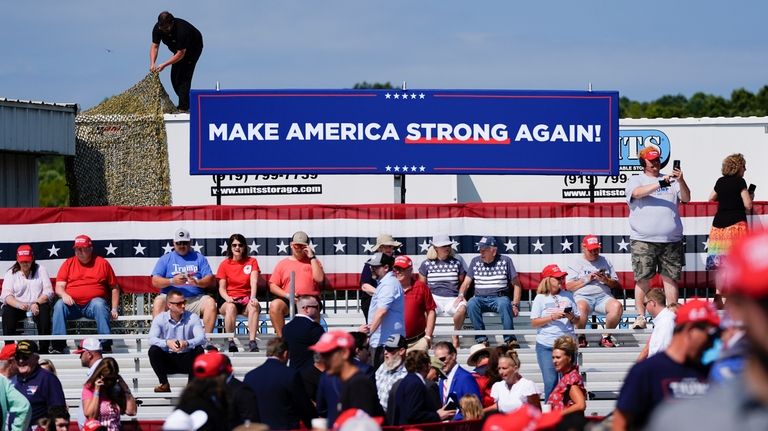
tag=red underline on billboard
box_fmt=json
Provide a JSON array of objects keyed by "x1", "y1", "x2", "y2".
[
  {"x1": 198, "y1": 93, "x2": 377, "y2": 98},
  {"x1": 432, "y1": 94, "x2": 613, "y2": 100},
  {"x1": 404, "y1": 138, "x2": 511, "y2": 145}
]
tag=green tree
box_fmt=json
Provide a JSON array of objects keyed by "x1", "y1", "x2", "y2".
[{"x1": 38, "y1": 156, "x2": 69, "y2": 207}]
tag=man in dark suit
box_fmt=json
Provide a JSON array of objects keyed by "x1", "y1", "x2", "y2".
[
  {"x1": 283, "y1": 295, "x2": 325, "y2": 371},
  {"x1": 243, "y1": 338, "x2": 316, "y2": 429},
  {"x1": 390, "y1": 350, "x2": 455, "y2": 425},
  {"x1": 434, "y1": 341, "x2": 481, "y2": 420}
]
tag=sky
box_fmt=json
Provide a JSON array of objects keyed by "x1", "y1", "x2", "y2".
[{"x1": 2, "y1": 1, "x2": 768, "y2": 110}]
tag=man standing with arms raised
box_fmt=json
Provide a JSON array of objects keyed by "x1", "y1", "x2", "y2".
[{"x1": 625, "y1": 147, "x2": 690, "y2": 328}]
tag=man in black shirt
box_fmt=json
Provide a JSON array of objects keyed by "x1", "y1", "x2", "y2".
[{"x1": 149, "y1": 11, "x2": 203, "y2": 112}]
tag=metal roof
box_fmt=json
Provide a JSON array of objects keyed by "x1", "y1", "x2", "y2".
[{"x1": 0, "y1": 97, "x2": 78, "y2": 155}]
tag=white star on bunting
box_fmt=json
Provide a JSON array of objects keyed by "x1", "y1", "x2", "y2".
[
  {"x1": 191, "y1": 242, "x2": 204, "y2": 253},
  {"x1": 532, "y1": 239, "x2": 545, "y2": 253},
  {"x1": 334, "y1": 240, "x2": 346, "y2": 253},
  {"x1": 133, "y1": 242, "x2": 146, "y2": 255},
  {"x1": 219, "y1": 242, "x2": 228, "y2": 254},
  {"x1": 362, "y1": 240, "x2": 375, "y2": 253},
  {"x1": 47, "y1": 244, "x2": 60, "y2": 257},
  {"x1": 702, "y1": 240, "x2": 709, "y2": 251},
  {"x1": 249, "y1": 240, "x2": 260, "y2": 254},
  {"x1": 308, "y1": 241, "x2": 318, "y2": 253},
  {"x1": 561, "y1": 238, "x2": 573, "y2": 252},
  {"x1": 162, "y1": 242, "x2": 174, "y2": 254},
  {"x1": 419, "y1": 239, "x2": 431, "y2": 253},
  {"x1": 617, "y1": 238, "x2": 629, "y2": 252},
  {"x1": 276, "y1": 241, "x2": 289, "y2": 254},
  {"x1": 104, "y1": 243, "x2": 117, "y2": 256},
  {"x1": 504, "y1": 239, "x2": 517, "y2": 252}
]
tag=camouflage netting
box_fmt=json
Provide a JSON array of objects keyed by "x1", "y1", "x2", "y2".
[{"x1": 72, "y1": 73, "x2": 177, "y2": 206}]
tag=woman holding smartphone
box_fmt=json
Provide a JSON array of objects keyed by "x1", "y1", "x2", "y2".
[
  {"x1": 82, "y1": 357, "x2": 137, "y2": 430},
  {"x1": 530, "y1": 264, "x2": 579, "y2": 400},
  {"x1": 707, "y1": 153, "x2": 753, "y2": 308}
]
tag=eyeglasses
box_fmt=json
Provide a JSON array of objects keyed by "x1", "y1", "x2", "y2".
[
  {"x1": 168, "y1": 300, "x2": 186, "y2": 306},
  {"x1": 231, "y1": 243, "x2": 243, "y2": 248},
  {"x1": 437, "y1": 356, "x2": 447, "y2": 362},
  {"x1": 643, "y1": 299, "x2": 655, "y2": 307}
]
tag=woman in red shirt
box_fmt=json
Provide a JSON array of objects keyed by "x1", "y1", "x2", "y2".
[{"x1": 216, "y1": 234, "x2": 263, "y2": 352}]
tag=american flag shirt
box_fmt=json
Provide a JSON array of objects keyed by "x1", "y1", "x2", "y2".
[{"x1": 466, "y1": 254, "x2": 517, "y2": 296}]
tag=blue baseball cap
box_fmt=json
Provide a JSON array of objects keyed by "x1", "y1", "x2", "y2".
[{"x1": 475, "y1": 236, "x2": 497, "y2": 249}]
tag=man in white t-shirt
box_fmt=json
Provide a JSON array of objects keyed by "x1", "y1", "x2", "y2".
[
  {"x1": 625, "y1": 146, "x2": 690, "y2": 329},
  {"x1": 566, "y1": 235, "x2": 624, "y2": 348},
  {"x1": 636, "y1": 288, "x2": 675, "y2": 361}
]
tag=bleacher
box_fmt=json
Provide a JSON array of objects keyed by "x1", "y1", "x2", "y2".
[{"x1": 2, "y1": 299, "x2": 655, "y2": 423}]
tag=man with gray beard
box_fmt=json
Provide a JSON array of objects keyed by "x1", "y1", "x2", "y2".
[{"x1": 375, "y1": 334, "x2": 408, "y2": 410}]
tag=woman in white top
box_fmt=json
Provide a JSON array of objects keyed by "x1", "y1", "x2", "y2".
[
  {"x1": 1, "y1": 245, "x2": 54, "y2": 353},
  {"x1": 530, "y1": 264, "x2": 580, "y2": 400},
  {"x1": 490, "y1": 350, "x2": 541, "y2": 413}
]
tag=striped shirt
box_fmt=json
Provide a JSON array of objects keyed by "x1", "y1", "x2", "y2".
[
  {"x1": 418, "y1": 256, "x2": 466, "y2": 297},
  {"x1": 466, "y1": 255, "x2": 517, "y2": 296}
]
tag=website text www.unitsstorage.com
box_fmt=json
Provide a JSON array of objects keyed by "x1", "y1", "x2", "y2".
[
  {"x1": 211, "y1": 184, "x2": 323, "y2": 196},
  {"x1": 562, "y1": 188, "x2": 625, "y2": 199}
]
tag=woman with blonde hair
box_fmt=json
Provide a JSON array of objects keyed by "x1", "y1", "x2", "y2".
[
  {"x1": 529, "y1": 264, "x2": 579, "y2": 399},
  {"x1": 707, "y1": 153, "x2": 753, "y2": 308},
  {"x1": 458, "y1": 394, "x2": 484, "y2": 420},
  {"x1": 489, "y1": 350, "x2": 540, "y2": 413},
  {"x1": 81, "y1": 357, "x2": 137, "y2": 430}
]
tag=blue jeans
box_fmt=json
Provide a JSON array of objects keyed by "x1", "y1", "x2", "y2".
[
  {"x1": 536, "y1": 343, "x2": 558, "y2": 400},
  {"x1": 466, "y1": 294, "x2": 516, "y2": 343},
  {"x1": 52, "y1": 297, "x2": 112, "y2": 350}
]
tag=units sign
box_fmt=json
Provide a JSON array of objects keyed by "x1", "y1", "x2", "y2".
[{"x1": 190, "y1": 89, "x2": 619, "y2": 176}]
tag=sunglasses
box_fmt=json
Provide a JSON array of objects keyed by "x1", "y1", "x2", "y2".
[
  {"x1": 643, "y1": 299, "x2": 655, "y2": 307},
  {"x1": 168, "y1": 300, "x2": 186, "y2": 305},
  {"x1": 174, "y1": 242, "x2": 190, "y2": 246},
  {"x1": 437, "y1": 356, "x2": 448, "y2": 362},
  {"x1": 231, "y1": 243, "x2": 243, "y2": 248}
]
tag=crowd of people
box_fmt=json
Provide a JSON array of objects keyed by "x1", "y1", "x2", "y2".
[{"x1": 0, "y1": 152, "x2": 765, "y2": 430}]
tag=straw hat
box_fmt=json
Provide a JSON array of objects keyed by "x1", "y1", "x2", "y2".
[{"x1": 373, "y1": 234, "x2": 402, "y2": 251}]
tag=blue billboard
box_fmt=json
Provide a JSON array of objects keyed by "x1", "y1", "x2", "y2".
[{"x1": 189, "y1": 89, "x2": 619, "y2": 175}]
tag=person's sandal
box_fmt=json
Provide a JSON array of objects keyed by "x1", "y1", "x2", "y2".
[{"x1": 154, "y1": 383, "x2": 171, "y2": 393}]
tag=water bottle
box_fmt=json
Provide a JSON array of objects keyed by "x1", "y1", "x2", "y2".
[{"x1": 22, "y1": 310, "x2": 38, "y2": 336}]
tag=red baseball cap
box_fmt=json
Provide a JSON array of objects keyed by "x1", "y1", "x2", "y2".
[
  {"x1": 639, "y1": 146, "x2": 660, "y2": 161},
  {"x1": 193, "y1": 352, "x2": 232, "y2": 379},
  {"x1": 73, "y1": 234, "x2": 93, "y2": 248},
  {"x1": 310, "y1": 330, "x2": 355, "y2": 353},
  {"x1": 718, "y1": 229, "x2": 768, "y2": 299},
  {"x1": 483, "y1": 405, "x2": 562, "y2": 431},
  {"x1": 581, "y1": 235, "x2": 601, "y2": 251},
  {"x1": 541, "y1": 264, "x2": 567, "y2": 279},
  {"x1": 0, "y1": 344, "x2": 17, "y2": 361},
  {"x1": 16, "y1": 245, "x2": 33, "y2": 262},
  {"x1": 393, "y1": 255, "x2": 413, "y2": 269},
  {"x1": 675, "y1": 298, "x2": 720, "y2": 327},
  {"x1": 83, "y1": 420, "x2": 106, "y2": 431}
]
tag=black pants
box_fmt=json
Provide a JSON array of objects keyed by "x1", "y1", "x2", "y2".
[
  {"x1": 170, "y1": 48, "x2": 202, "y2": 111},
  {"x1": 2, "y1": 303, "x2": 52, "y2": 353},
  {"x1": 148, "y1": 345, "x2": 204, "y2": 384}
]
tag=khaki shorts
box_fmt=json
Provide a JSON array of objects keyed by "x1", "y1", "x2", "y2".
[
  {"x1": 630, "y1": 240, "x2": 685, "y2": 281},
  {"x1": 157, "y1": 293, "x2": 210, "y2": 315}
]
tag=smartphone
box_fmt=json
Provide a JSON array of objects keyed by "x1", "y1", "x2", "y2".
[
  {"x1": 673, "y1": 160, "x2": 681, "y2": 170},
  {"x1": 564, "y1": 307, "x2": 573, "y2": 314},
  {"x1": 748, "y1": 183, "x2": 756, "y2": 194},
  {"x1": 443, "y1": 393, "x2": 458, "y2": 410}
]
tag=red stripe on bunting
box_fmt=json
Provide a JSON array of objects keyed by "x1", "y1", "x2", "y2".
[{"x1": 0, "y1": 202, "x2": 730, "y2": 225}]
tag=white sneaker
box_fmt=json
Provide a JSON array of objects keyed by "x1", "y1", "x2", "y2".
[{"x1": 632, "y1": 315, "x2": 647, "y2": 329}]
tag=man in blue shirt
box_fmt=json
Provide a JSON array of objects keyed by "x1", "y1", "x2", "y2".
[
  {"x1": 359, "y1": 252, "x2": 404, "y2": 369},
  {"x1": 11, "y1": 340, "x2": 66, "y2": 426},
  {"x1": 148, "y1": 289, "x2": 207, "y2": 392},
  {"x1": 151, "y1": 228, "x2": 216, "y2": 333}
]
